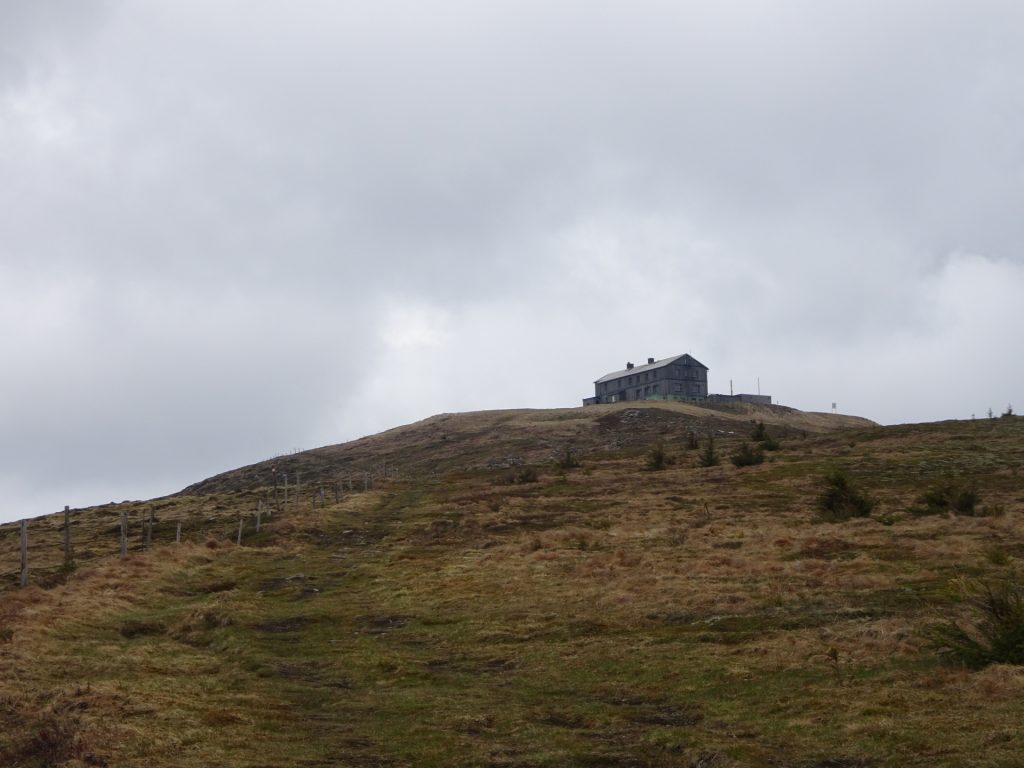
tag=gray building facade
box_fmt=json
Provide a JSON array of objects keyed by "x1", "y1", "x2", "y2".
[
  {"x1": 583, "y1": 354, "x2": 709, "y2": 405},
  {"x1": 707, "y1": 393, "x2": 772, "y2": 406}
]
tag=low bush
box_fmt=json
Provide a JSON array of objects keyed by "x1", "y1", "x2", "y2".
[
  {"x1": 3, "y1": 711, "x2": 82, "y2": 767},
  {"x1": 502, "y1": 467, "x2": 539, "y2": 484},
  {"x1": 555, "y1": 447, "x2": 580, "y2": 470},
  {"x1": 519, "y1": 467, "x2": 540, "y2": 483},
  {"x1": 730, "y1": 443, "x2": 764, "y2": 467},
  {"x1": 927, "y1": 577, "x2": 1024, "y2": 668},
  {"x1": 911, "y1": 481, "x2": 980, "y2": 516},
  {"x1": 816, "y1": 469, "x2": 874, "y2": 521},
  {"x1": 698, "y1": 431, "x2": 720, "y2": 468},
  {"x1": 119, "y1": 619, "x2": 167, "y2": 639},
  {"x1": 645, "y1": 442, "x2": 673, "y2": 471},
  {"x1": 751, "y1": 420, "x2": 780, "y2": 450}
]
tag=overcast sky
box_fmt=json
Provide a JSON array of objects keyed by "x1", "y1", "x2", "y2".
[{"x1": 2, "y1": 1, "x2": 1022, "y2": 521}]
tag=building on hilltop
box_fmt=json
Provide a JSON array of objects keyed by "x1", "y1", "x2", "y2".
[
  {"x1": 582, "y1": 354, "x2": 773, "y2": 406},
  {"x1": 582, "y1": 354, "x2": 709, "y2": 405}
]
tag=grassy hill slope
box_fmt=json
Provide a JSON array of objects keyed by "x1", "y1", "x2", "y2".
[
  {"x1": 181, "y1": 402, "x2": 874, "y2": 495},
  {"x1": 1, "y1": 405, "x2": 1022, "y2": 767}
]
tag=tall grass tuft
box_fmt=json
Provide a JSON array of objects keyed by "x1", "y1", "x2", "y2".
[{"x1": 928, "y1": 577, "x2": 1024, "y2": 668}]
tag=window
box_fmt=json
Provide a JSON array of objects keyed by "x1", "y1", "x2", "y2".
[
  {"x1": 653, "y1": 384, "x2": 659, "y2": 394},
  {"x1": 674, "y1": 384, "x2": 682, "y2": 393}
]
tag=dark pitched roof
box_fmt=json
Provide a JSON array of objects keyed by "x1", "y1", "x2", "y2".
[{"x1": 594, "y1": 354, "x2": 708, "y2": 384}]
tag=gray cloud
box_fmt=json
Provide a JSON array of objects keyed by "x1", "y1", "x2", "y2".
[{"x1": 2, "y1": 1, "x2": 1023, "y2": 520}]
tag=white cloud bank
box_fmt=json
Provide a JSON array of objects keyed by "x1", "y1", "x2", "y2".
[{"x1": 1, "y1": 1, "x2": 1022, "y2": 520}]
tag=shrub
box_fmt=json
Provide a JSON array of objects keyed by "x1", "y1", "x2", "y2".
[
  {"x1": 927, "y1": 577, "x2": 1024, "y2": 668},
  {"x1": 750, "y1": 420, "x2": 780, "y2": 450},
  {"x1": 12, "y1": 712, "x2": 81, "y2": 766},
  {"x1": 875, "y1": 510, "x2": 897, "y2": 526},
  {"x1": 494, "y1": 466, "x2": 541, "y2": 485},
  {"x1": 911, "y1": 480, "x2": 980, "y2": 516},
  {"x1": 1003, "y1": 404, "x2": 1015, "y2": 418},
  {"x1": 986, "y1": 548, "x2": 1011, "y2": 567},
  {"x1": 646, "y1": 442, "x2": 669, "y2": 471},
  {"x1": 119, "y1": 619, "x2": 167, "y2": 639},
  {"x1": 514, "y1": 467, "x2": 539, "y2": 484},
  {"x1": 816, "y1": 469, "x2": 874, "y2": 521},
  {"x1": 730, "y1": 443, "x2": 764, "y2": 467},
  {"x1": 698, "y1": 431, "x2": 720, "y2": 467},
  {"x1": 555, "y1": 447, "x2": 580, "y2": 470},
  {"x1": 685, "y1": 431, "x2": 700, "y2": 450}
]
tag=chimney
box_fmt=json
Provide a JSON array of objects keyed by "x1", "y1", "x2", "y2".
[
  {"x1": 626, "y1": 362, "x2": 634, "y2": 370},
  {"x1": 647, "y1": 357, "x2": 655, "y2": 364}
]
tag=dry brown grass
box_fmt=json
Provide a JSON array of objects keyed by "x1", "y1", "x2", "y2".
[{"x1": 0, "y1": 407, "x2": 1022, "y2": 766}]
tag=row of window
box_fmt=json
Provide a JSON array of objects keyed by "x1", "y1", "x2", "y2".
[
  {"x1": 600, "y1": 381, "x2": 708, "y2": 402},
  {"x1": 624, "y1": 382, "x2": 705, "y2": 399},
  {"x1": 600, "y1": 367, "x2": 705, "y2": 394}
]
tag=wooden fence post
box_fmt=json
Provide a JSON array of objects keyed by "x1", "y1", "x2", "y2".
[
  {"x1": 120, "y1": 510, "x2": 128, "y2": 559},
  {"x1": 63, "y1": 505, "x2": 71, "y2": 563},
  {"x1": 175, "y1": 521, "x2": 182, "y2": 544},
  {"x1": 19, "y1": 520, "x2": 28, "y2": 588},
  {"x1": 145, "y1": 509, "x2": 154, "y2": 550},
  {"x1": 319, "y1": 483, "x2": 325, "y2": 505},
  {"x1": 283, "y1": 474, "x2": 289, "y2": 510},
  {"x1": 256, "y1": 505, "x2": 262, "y2": 533},
  {"x1": 237, "y1": 517, "x2": 244, "y2": 546}
]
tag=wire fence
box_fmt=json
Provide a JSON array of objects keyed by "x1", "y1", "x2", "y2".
[{"x1": 0, "y1": 462, "x2": 401, "y2": 590}]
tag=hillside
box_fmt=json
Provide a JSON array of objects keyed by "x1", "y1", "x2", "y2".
[
  {"x1": 1, "y1": 404, "x2": 1023, "y2": 768},
  {"x1": 182, "y1": 401, "x2": 874, "y2": 495}
]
